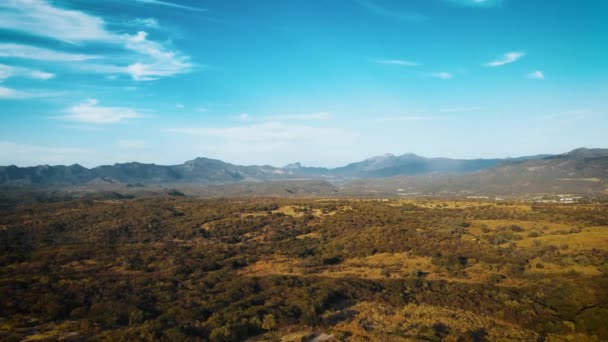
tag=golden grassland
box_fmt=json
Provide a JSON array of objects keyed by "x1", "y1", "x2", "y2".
[
  {"x1": 517, "y1": 226, "x2": 608, "y2": 252},
  {"x1": 239, "y1": 252, "x2": 436, "y2": 281}
]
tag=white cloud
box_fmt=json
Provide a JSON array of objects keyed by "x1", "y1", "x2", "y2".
[
  {"x1": 485, "y1": 51, "x2": 525, "y2": 67},
  {"x1": 0, "y1": 86, "x2": 27, "y2": 99},
  {"x1": 196, "y1": 107, "x2": 208, "y2": 113},
  {"x1": 130, "y1": 17, "x2": 160, "y2": 29},
  {"x1": 57, "y1": 99, "x2": 143, "y2": 124},
  {"x1": 527, "y1": 70, "x2": 544, "y2": 79},
  {"x1": 176, "y1": 103, "x2": 185, "y2": 109},
  {"x1": 28, "y1": 70, "x2": 54, "y2": 80},
  {"x1": 430, "y1": 72, "x2": 453, "y2": 79},
  {"x1": 0, "y1": 0, "x2": 116, "y2": 43},
  {"x1": 0, "y1": 43, "x2": 98, "y2": 61},
  {"x1": 0, "y1": 64, "x2": 54, "y2": 80},
  {"x1": 122, "y1": 31, "x2": 193, "y2": 81},
  {"x1": 0, "y1": 2, "x2": 193, "y2": 81},
  {"x1": 0, "y1": 86, "x2": 59, "y2": 99},
  {"x1": 238, "y1": 113, "x2": 251, "y2": 121},
  {"x1": 376, "y1": 59, "x2": 420, "y2": 66},
  {"x1": 135, "y1": 0, "x2": 205, "y2": 12}
]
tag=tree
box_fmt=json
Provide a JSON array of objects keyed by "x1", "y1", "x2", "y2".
[{"x1": 261, "y1": 314, "x2": 276, "y2": 331}]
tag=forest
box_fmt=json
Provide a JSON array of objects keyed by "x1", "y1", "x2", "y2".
[{"x1": 1, "y1": 197, "x2": 607, "y2": 341}]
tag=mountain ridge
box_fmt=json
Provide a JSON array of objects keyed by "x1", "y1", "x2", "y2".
[{"x1": 1, "y1": 148, "x2": 607, "y2": 190}]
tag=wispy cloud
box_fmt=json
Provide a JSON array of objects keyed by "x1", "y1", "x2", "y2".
[
  {"x1": 0, "y1": 64, "x2": 54, "y2": 80},
  {"x1": 135, "y1": 0, "x2": 206, "y2": 12},
  {"x1": 121, "y1": 31, "x2": 193, "y2": 81},
  {"x1": 128, "y1": 17, "x2": 160, "y2": 29},
  {"x1": 430, "y1": 72, "x2": 453, "y2": 79},
  {"x1": 57, "y1": 99, "x2": 143, "y2": 124},
  {"x1": 0, "y1": 43, "x2": 98, "y2": 61},
  {"x1": 376, "y1": 59, "x2": 420, "y2": 66},
  {"x1": 485, "y1": 51, "x2": 525, "y2": 67},
  {"x1": 0, "y1": 86, "x2": 59, "y2": 99},
  {"x1": 355, "y1": 0, "x2": 427, "y2": 22},
  {"x1": 237, "y1": 113, "x2": 251, "y2": 121},
  {"x1": 0, "y1": 0, "x2": 115, "y2": 43},
  {"x1": 0, "y1": 86, "x2": 29, "y2": 99},
  {"x1": 527, "y1": 70, "x2": 544, "y2": 79},
  {"x1": 0, "y1": 1, "x2": 193, "y2": 81},
  {"x1": 236, "y1": 112, "x2": 330, "y2": 122},
  {"x1": 442, "y1": 0, "x2": 504, "y2": 7}
]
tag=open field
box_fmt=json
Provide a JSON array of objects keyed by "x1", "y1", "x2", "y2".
[{"x1": 1, "y1": 197, "x2": 607, "y2": 341}]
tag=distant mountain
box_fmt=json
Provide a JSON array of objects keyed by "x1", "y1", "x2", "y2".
[
  {"x1": 1, "y1": 149, "x2": 606, "y2": 195},
  {"x1": 0, "y1": 164, "x2": 94, "y2": 186},
  {"x1": 344, "y1": 148, "x2": 608, "y2": 195},
  {"x1": 0, "y1": 157, "x2": 291, "y2": 186},
  {"x1": 331, "y1": 153, "x2": 511, "y2": 178},
  {"x1": 282, "y1": 162, "x2": 334, "y2": 178}
]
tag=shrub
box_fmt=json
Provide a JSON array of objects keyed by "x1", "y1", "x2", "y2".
[{"x1": 510, "y1": 225, "x2": 525, "y2": 232}]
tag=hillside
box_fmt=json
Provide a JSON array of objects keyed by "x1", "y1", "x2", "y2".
[{"x1": 345, "y1": 148, "x2": 608, "y2": 196}]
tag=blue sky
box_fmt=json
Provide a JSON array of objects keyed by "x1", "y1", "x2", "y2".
[{"x1": 0, "y1": 0, "x2": 606, "y2": 167}]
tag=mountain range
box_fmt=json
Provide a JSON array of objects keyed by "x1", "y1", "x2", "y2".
[
  {"x1": 345, "y1": 148, "x2": 608, "y2": 196},
  {"x1": 1, "y1": 148, "x2": 607, "y2": 196}
]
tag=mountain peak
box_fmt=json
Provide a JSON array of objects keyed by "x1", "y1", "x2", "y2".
[
  {"x1": 184, "y1": 157, "x2": 225, "y2": 165},
  {"x1": 565, "y1": 148, "x2": 608, "y2": 159},
  {"x1": 399, "y1": 152, "x2": 423, "y2": 159},
  {"x1": 284, "y1": 162, "x2": 303, "y2": 170},
  {"x1": 365, "y1": 153, "x2": 396, "y2": 162}
]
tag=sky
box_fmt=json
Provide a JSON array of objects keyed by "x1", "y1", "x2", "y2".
[{"x1": 0, "y1": 0, "x2": 607, "y2": 168}]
